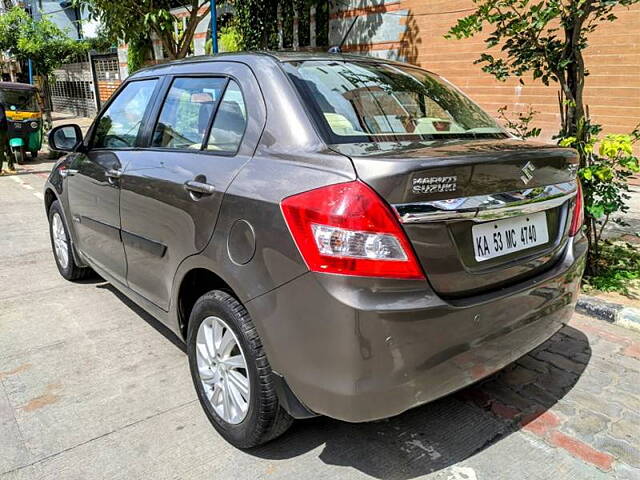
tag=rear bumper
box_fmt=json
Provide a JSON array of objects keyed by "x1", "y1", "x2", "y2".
[{"x1": 247, "y1": 234, "x2": 587, "y2": 422}]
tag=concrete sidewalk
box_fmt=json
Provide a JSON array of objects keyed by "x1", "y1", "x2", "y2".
[
  {"x1": 602, "y1": 183, "x2": 640, "y2": 241},
  {"x1": 1, "y1": 162, "x2": 639, "y2": 479}
]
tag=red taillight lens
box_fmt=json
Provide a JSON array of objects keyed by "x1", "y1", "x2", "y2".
[
  {"x1": 569, "y1": 180, "x2": 584, "y2": 236},
  {"x1": 281, "y1": 181, "x2": 425, "y2": 280}
]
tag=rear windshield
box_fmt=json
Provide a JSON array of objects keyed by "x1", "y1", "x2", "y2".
[
  {"x1": 0, "y1": 89, "x2": 38, "y2": 112},
  {"x1": 283, "y1": 60, "x2": 506, "y2": 144}
]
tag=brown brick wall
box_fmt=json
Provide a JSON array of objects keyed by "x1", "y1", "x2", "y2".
[
  {"x1": 97, "y1": 81, "x2": 121, "y2": 105},
  {"x1": 398, "y1": 0, "x2": 640, "y2": 143}
]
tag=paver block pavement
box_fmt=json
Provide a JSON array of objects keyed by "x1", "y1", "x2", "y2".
[{"x1": 1, "y1": 164, "x2": 639, "y2": 479}]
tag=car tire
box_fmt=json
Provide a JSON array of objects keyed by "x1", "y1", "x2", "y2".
[
  {"x1": 48, "y1": 200, "x2": 93, "y2": 281},
  {"x1": 187, "y1": 290, "x2": 293, "y2": 448},
  {"x1": 15, "y1": 148, "x2": 25, "y2": 165}
]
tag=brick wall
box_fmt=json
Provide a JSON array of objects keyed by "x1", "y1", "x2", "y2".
[{"x1": 333, "y1": 0, "x2": 640, "y2": 144}]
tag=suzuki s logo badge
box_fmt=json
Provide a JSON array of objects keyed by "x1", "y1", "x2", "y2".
[{"x1": 520, "y1": 161, "x2": 535, "y2": 184}]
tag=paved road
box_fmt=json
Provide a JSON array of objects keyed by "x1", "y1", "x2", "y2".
[{"x1": 1, "y1": 160, "x2": 639, "y2": 480}]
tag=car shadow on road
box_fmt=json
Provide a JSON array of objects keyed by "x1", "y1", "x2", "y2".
[
  {"x1": 249, "y1": 326, "x2": 590, "y2": 479},
  {"x1": 92, "y1": 277, "x2": 590, "y2": 478},
  {"x1": 97, "y1": 282, "x2": 187, "y2": 354}
]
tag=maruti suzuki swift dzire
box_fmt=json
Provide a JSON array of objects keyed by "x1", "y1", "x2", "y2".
[{"x1": 44, "y1": 52, "x2": 586, "y2": 448}]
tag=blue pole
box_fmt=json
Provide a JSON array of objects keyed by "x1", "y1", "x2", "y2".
[{"x1": 210, "y1": 0, "x2": 218, "y2": 54}]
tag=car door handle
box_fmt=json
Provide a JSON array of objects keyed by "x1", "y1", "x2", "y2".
[
  {"x1": 59, "y1": 168, "x2": 78, "y2": 178},
  {"x1": 105, "y1": 169, "x2": 122, "y2": 179},
  {"x1": 185, "y1": 180, "x2": 216, "y2": 196}
]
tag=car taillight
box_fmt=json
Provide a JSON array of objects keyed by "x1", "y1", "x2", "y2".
[
  {"x1": 569, "y1": 180, "x2": 584, "y2": 236},
  {"x1": 281, "y1": 180, "x2": 425, "y2": 280}
]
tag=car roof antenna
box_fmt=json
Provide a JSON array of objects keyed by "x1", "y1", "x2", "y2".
[{"x1": 328, "y1": 15, "x2": 359, "y2": 53}]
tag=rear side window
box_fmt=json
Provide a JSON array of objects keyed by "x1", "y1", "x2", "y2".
[
  {"x1": 206, "y1": 80, "x2": 247, "y2": 154},
  {"x1": 152, "y1": 77, "x2": 226, "y2": 150},
  {"x1": 93, "y1": 79, "x2": 158, "y2": 149}
]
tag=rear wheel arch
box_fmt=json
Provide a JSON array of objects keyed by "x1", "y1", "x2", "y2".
[{"x1": 176, "y1": 267, "x2": 239, "y2": 341}]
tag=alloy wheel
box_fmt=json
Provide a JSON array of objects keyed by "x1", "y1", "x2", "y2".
[
  {"x1": 195, "y1": 315, "x2": 250, "y2": 424},
  {"x1": 52, "y1": 212, "x2": 69, "y2": 269}
]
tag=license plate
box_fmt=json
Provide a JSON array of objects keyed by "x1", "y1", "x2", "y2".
[{"x1": 472, "y1": 211, "x2": 549, "y2": 262}]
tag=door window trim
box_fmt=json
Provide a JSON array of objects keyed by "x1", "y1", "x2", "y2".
[
  {"x1": 202, "y1": 78, "x2": 248, "y2": 156},
  {"x1": 86, "y1": 77, "x2": 163, "y2": 151},
  {"x1": 199, "y1": 77, "x2": 230, "y2": 151}
]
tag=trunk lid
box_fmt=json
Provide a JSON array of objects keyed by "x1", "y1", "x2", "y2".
[{"x1": 332, "y1": 138, "x2": 579, "y2": 297}]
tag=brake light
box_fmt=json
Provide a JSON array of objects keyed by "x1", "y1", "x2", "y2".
[
  {"x1": 569, "y1": 180, "x2": 584, "y2": 236},
  {"x1": 281, "y1": 181, "x2": 425, "y2": 280}
]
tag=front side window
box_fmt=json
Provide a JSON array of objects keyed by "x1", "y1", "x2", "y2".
[
  {"x1": 93, "y1": 79, "x2": 158, "y2": 149},
  {"x1": 206, "y1": 80, "x2": 247, "y2": 154},
  {"x1": 283, "y1": 60, "x2": 506, "y2": 143},
  {"x1": 152, "y1": 77, "x2": 226, "y2": 150}
]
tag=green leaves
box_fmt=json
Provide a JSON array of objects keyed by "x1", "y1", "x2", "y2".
[
  {"x1": 446, "y1": 14, "x2": 484, "y2": 39},
  {"x1": 558, "y1": 136, "x2": 577, "y2": 147},
  {"x1": 620, "y1": 156, "x2": 640, "y2": 173},
  {"x1": 599, "y1": 134, "x2": 633, "y2": 158},
  {"x1": 583, "y1": 241, "x2": 640, "y2": 296},
  {"x1": 497, "y1": 104, "x2": 542, "y2": 140},
  {"x1": 585, "y1": 203, "x2": 605, "y2": 219},
  {"x1": 575, "y1": 129, "x2": 640, "y2": 228},
  {"x1": 73, "y1": 0, "x2": 212, "y2": 59},
  {"x1": 218, "y1": 26, "x2": 242, "y2": 52},
  {"x1": 232, "y1": 0, "x2": 278, "y2": 50},
  {"x1": 0, "y1": 7, "x2": 88, "y2": 76},
  {"x1": 580, "y1": 165, "x2": 613, "y2": 183}
]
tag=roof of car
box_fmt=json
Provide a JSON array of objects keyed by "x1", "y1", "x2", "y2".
[
  {"x1": 130, "y1": 51, "x2": 414, "y2": 78},
  {"x1": 0, "y1": 81, "x2": 38, "y2": 91}
]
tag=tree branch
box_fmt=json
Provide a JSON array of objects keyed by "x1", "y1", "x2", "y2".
[{"x1": 176, "y1": 0, "x2": 202, "y2": 58}]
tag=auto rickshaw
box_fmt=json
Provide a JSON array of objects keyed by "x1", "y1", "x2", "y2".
[{"x1": 0, "y1": 82, "x2": 43, "y2": 163}]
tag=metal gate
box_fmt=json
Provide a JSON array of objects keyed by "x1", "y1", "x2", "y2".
[
  {"x1": 49, "y1": 54, "x2": 96, "y2": 117},
  {"x1": 90, "y1": 53, "x2": 122, "y2": 108},
  {"x1": 49, "y1": 52, "x2": 121, "y2": 117}
]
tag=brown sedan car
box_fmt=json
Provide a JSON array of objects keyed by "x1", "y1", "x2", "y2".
[{"x1": 44, "y1": 52, "x2": 586, "y2": 448}]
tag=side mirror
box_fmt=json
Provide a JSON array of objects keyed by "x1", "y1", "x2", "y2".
[{"x1": 48, "y1": 124, "x2": 83, "y2": 152}]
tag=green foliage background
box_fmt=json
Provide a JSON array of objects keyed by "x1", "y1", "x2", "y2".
[
  {"x1": 0, "y1": 7, "x2": 88, "y2": 77},
  {"x1": 231, "y1": 0, "x2": 328, "y2": 50},
  {"x1": 73, "y1": 0, "x2": 211, "y2": 59}
]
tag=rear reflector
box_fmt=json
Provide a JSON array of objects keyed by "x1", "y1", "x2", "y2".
[
  {"x1": 281, "y1": 181, "x2": 425, "y2": 280},
  {"x1": 569, "y1": 180, "x2": 584, "y2": 237}
]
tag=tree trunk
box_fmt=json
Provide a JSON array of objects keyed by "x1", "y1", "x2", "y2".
[
  {"x1": 177, "y1": 1, "x2": 204, "y2": 59},
  {"x1": 562, "y1": 15, "x2": 588, "y2": 162},
  {"x1": 157, "y1": 28, "x2": 178, "y2": 60},
  {"x1": 310, "y1": 5, "x2": 317, "y2": 48},
  {"x1": 277, "y1": 3, "x2": 283, "y2": 49},
  {"x1": 293, "y1": 4, "x2": 299, "y2": 51},
  {"x1": 41, "y1": 75, "x2": 52, "y2": 130}
]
